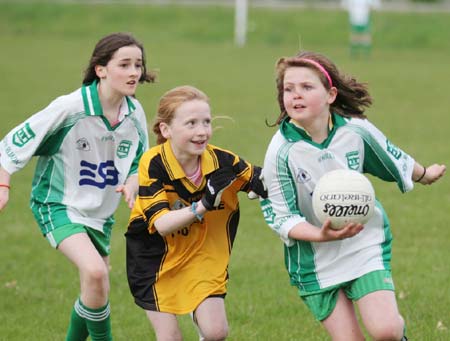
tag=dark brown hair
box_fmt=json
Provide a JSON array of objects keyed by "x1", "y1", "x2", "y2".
[
  {"x1": 82, "y1": 32, "x2": 156, "y2": 85},
  {"x1": 272, "y1": 51, "x2": 372, "y2": 125}
]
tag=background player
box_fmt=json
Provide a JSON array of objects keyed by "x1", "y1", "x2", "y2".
[{"x1": 341, "y1": 0, "x2": 381, "y2": 57}]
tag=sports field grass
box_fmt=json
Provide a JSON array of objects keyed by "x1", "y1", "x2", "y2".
[{"x1": 0, "y1": 2, "x2": 449, "y2": 340}]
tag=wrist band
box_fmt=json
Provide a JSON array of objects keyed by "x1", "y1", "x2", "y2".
[
  {"x1": 0, "y1": 184, "x2": 10, "y2": 189},
  {"x1": 190, "y1": 201, "x2": 204, "y2": 222},
  {"x1": 415, "y1": 166, "x2": 426, "y2": 182}
]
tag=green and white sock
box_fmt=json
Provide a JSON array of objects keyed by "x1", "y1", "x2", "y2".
[
  {"x1": 66, "y1": 298, "x2": 89, "y2": 341},
  {"x1": 75, "y1": 299, "x2": 112, "y2": 341}
]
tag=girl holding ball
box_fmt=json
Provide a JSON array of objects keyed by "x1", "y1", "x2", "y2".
[{"x1": 260, "y1": 51, "x2": 446, "y2": 341}]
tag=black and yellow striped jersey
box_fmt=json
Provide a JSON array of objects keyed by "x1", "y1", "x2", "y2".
[{"x1": 126, "y1": 141, "x2": 255, "y2": 314}]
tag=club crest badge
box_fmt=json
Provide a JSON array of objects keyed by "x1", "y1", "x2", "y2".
[
  {"x1": 117, "y1": 140, "x2": 132, "y2": 159},
  {"x1": 345, "y1": 151, "x2": 360, "y2": 170}
]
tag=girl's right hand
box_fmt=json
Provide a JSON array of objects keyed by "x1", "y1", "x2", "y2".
[
  {"x1": 320, "y1": 219, "x2": 364, "y2": 242},
  {"x1": 0, "y1": 188, "x2": 9, "y2": 211}
]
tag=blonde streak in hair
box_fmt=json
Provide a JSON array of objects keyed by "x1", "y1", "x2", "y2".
[{"x1": 212, "y1": 115, "x2": 235, "y2": 133}]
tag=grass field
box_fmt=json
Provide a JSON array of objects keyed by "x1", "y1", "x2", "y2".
[{"x1": 0, "y1": 2, "x2": 449, "y2": 340}]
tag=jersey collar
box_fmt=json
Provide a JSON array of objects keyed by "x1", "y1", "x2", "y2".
[
  {"x1": 161, "y1": 141, "x2": 218, "y2": 180},
  {"x1": 81, "y1": 80, "x2": 136, "y2": 118},
  {"x1": 280, "y1": 113, "x2": 347, "y2": 145}
]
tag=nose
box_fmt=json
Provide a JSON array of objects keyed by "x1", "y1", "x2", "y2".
[
  {"x1": 293, "y1": 85, "x2": 303, "y2": 98},
  {"x1": 130, "y1": 65, "x2": 141, "y2": 77},
  {"x1": 197, "y1": 123, "x2": 210, "y2": 136}
]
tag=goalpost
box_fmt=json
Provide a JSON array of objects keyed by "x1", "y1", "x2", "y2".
[{"x1": 234, "y1": 0, "x2": 248, "y2": 47}]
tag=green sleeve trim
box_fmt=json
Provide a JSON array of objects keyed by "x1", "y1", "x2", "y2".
[
  {"x1": 276, "y1": 142, "x2": 302, "y2": 216},
  {"x1": 346, "y1": 124, "x2": 407, "y2": 192}
]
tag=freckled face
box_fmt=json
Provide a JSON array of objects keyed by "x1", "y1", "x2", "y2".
[
  {"x1": 283, "y1": 66, "x2": 336, "y2": 128},
  {"x1": 160, "y1": 99, "x2": 212, "y2": 161}
]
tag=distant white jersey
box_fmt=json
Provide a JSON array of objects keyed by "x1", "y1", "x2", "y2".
[
  {"x1": 341, "y1": 0, "x2": 381, "y2": 25},
  {"x1": 261, "y1": 114, "x2": 414, "y2": 293},
  {"x1": 0, "y1": 81, "x2": 149, "y2": 235}
]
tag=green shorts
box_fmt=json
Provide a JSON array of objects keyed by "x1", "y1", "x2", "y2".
[
  {"x1": 300, "y1": 270, "x2": 395, "y2": 321},
  {"x1": 351, "y1": 22, "x2": 371, "y2": 34},
  {"x1": 45, "y1": 223, "x2": 111, "y2": 256}
]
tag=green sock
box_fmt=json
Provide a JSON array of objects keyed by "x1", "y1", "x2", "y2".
[
  {"x1": 78, "y1": 300, "x2": 112, "y2": 341},
  {"x1": 66, "y1": 298, "x2": 88, "y2": 341}
]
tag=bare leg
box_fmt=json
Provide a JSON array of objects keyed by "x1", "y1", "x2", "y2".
[
  {"x1": 59, "y1": 233, "x2": 110, "y2": 308},
  {"x1": 193, "y1": 297, "x2": 229, "y2": 341},
  {"x1": 321, "y1": 289, "x2": 365, "y2": 341},
  {"x1": 357, "y1": 290, "x2": 404, "y2": 341},
  {"x1": 146, "y1": 310, "x2": 182, "y2": 341}
]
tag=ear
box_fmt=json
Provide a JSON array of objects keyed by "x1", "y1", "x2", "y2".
[
  {"x1": 159, "y1": 122, "x2": 171, "y2": 140},
  {"x1": 95, "y1": 65, "x2": 106, "y2": 79},
  {"x1": 327, "y1": 87, "x2": 338, "y2": 104}
]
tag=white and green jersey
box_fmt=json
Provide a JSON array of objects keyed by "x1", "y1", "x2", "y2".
[
  {"x1": 0, "y1": 81, "x2": 149, "y2": 236},
  {"x1": 261, "y1": 114, "x2": 415, "y2": 293}
]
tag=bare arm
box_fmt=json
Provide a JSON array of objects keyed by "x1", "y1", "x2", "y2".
[
  {"x1": 154, "y1": 200, "x2": 208, "y2": 237},
  {"x1": 412, "y1": 162, "x2": 446, "y2": 185},
  {"x1": 0, "y1": 166, "x2": 11, "y2": 211},
  {"x1": 288, "y1": 219, "x2": 364, "y2": 242},
  {"x1": 153, "y1": 167, "x2": 235, "y2": 237}
]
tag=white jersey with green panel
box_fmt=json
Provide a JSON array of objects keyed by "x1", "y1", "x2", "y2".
[
  {"x1": 0, "y1": 81, "x2": 148, "y2": 236},
  {"x1": 261, "y1": 114, "x2": 415, "y2": 293}
]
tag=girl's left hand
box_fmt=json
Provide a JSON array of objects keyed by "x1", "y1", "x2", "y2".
[
  {"x1": 420, "y1": 164, "x2": 446, "y2": 185},
  {"x1": 116, "y1": 175, "x2": 139, "y2": 209}
]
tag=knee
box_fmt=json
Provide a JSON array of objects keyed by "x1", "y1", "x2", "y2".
[
  {"x1": 202, "y1": 323, "x2": 229, "y2": 341},
  {"x1": 83, "y1": 264, "x2": 109, "y2": 290},
  {"x1": 369, "y1": 317, "x2": 404, "y2": 341},
  {"x1": 155, "y1": 329, "x2": 182, "y2": 341}
]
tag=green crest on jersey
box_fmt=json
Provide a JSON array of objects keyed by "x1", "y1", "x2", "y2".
[
  {"x1": 12, "y1": 123, "x2": 35, "y2": 147},
  {"x1": 345, "y1": 151, "x2": 360, "y2": 170},
  {"x1": 386, "y1": 139, "x2": 402, "y2": 160},
  {"x1": 117, "y1": 140, "x2": 132, "y2": 159}
]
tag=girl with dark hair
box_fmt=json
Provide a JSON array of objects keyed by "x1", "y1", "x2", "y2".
[
  {"x1": 0, "y1": 32, "x2": 155, "y2": 340},
  {"x1": 261, "y1": 51, "x2": 445, "y2": 341}
]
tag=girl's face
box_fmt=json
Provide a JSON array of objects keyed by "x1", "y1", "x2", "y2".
[
  {"x1": 283, "y1": 66, "x2": 336, "y2": 128},
  {"x1": 95, "y1": 45, "x2": 143, "y2": 97},
  {"x1": 160, "y1": 99, "x2": 212, "y2": 161}
]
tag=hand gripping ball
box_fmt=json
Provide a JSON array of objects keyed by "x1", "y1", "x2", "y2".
[{"x1": 312, "y1": 169, "x2": 375, "y2": 230}]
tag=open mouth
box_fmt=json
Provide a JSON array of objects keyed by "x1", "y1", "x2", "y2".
[{"x1": 293, "y1": 104, "x2": 306, "y2": 109}]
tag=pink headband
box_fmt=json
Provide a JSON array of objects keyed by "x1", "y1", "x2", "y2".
[{"x1": 299, "y1": 58, "x2": 333, "y2": 87}]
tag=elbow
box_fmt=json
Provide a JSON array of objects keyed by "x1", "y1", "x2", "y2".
[
  {"x1": 157, "y1": 230, "x2": 170, "y2": 237},
  {"x1": 153, "y1": 220, "x2": 172, "y2": 237},
  {"x1": 154, "y1": 224, "x2": 169, "y2": 237}
]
